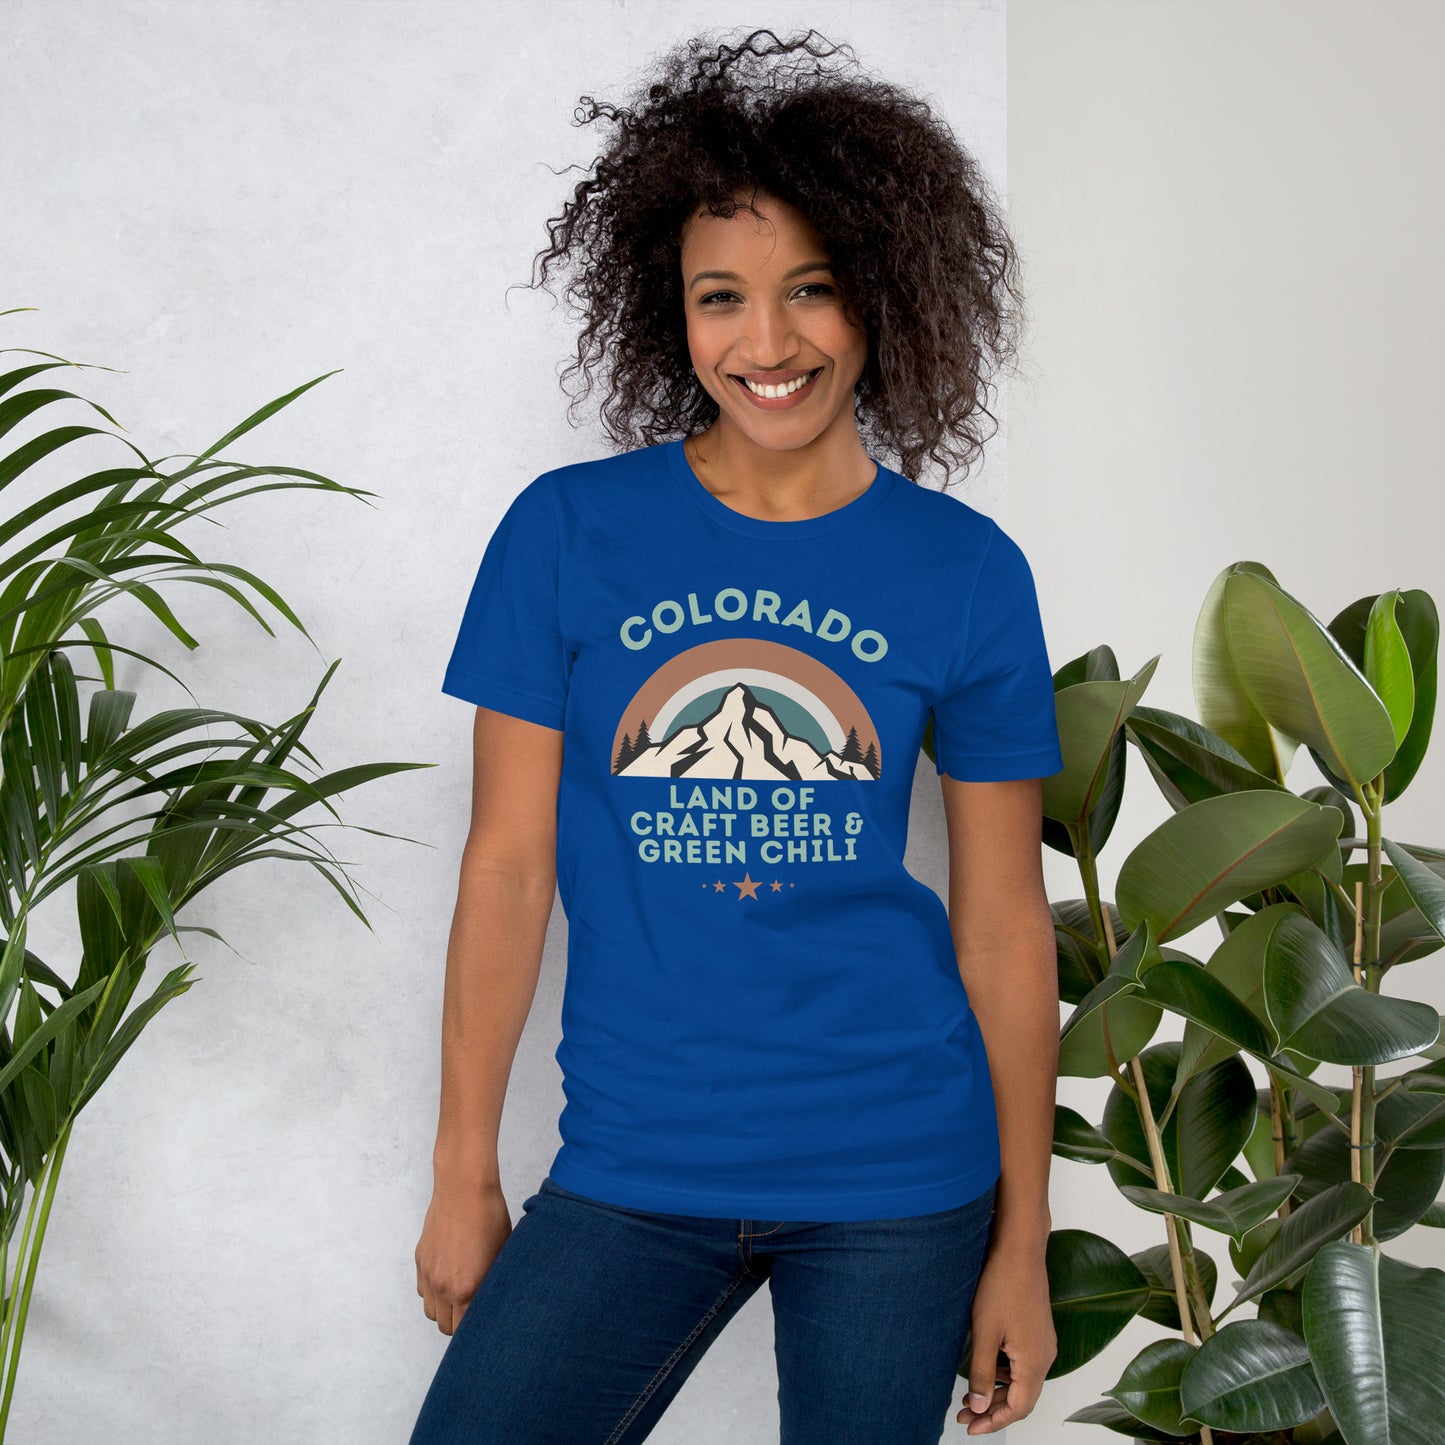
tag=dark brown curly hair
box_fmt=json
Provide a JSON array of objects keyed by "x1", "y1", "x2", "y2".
[{"x1": 528, "y1": 27, "x2": 1027, "y2": 487}]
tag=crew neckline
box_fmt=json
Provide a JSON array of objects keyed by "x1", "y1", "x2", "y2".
[{"x1": 665, "y1": 437, "x2": 898, "y2": 539}]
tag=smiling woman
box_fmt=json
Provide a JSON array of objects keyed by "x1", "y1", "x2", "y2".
[{"x1": 414, "y1": 26, "x2": 1061, "y2": 1445}]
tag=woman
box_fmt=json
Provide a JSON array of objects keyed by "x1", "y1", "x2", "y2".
[{"x1": 412, "y1": 29, "x2": 1061, "y2": 1444}]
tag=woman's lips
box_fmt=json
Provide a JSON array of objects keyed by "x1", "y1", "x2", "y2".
[{"x1": 729, "y1": 367, "x2": 823, "y2": 410}]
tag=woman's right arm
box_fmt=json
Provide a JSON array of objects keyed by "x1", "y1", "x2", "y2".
[{"x1": 415, "y1": 704, "x2": 563, "y2": 1334}]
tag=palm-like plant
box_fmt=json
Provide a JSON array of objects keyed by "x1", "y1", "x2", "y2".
[
  {"x1": 925, "y1": 559, "x2": 1443, "y2": 1444},
  {"x1": 0, "y1": 307, "x2": 427, "y2": 1437}
]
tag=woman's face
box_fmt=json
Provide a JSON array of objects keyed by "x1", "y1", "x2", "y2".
[{"x1": 679, "y1": 191, "x2": 867, "y2": 454}]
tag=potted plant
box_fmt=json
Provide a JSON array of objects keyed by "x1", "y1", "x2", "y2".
[
  {"x1": 925, "y1": 560, "x2": 1441, "y2": 1444},
  {"x1": 0, "y1": 308, "x2": 427, "y2": 1437}
]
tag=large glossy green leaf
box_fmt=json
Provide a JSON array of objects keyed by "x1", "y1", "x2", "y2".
[
  {"x1": 1179, "y1": 1318, "x2": 1324, "y2": 1431},
  {"x1": 1062, "y1": 1398, "x2": 1183, "y2": 1441},
  {"x1": 1194, "y1": 560, "x2": 1296, "y2": 778},
  {"x1": 1263, "y1": 912, "x2": 1441, "y2": 1064},
  {"x1": 1041, "y1": 646, "x2": 1131, "y2": 860},
  {"x1": 1328, "y1": 588, "x2": 1438, "y2": 802},
  {"x1": 1222, "y1": 568, "x2": 1398, "y2": 790},
  {"x1": 1230, "y1": 1213, "x2": 1280, "y2": 1282},
  {"x1": 1058, "y1": 993, "x2": 1164, "y2": 1081},
  {"x1": 1105, "y1": 1338, "x2": 1201, "y2": 1435},
  {"x1": 1302, "y1": 1241, "x2": 1388, "y2": 1445},
  {"x1": 1344, "y1": 848, "x2": 1445, "y2": 968},
  {"x1": 1117, "y1": 789, "x2": 1341, "y2": 942},
  {"x1": 1059, "y1": 920, "x2": 1163, "y2": 1078},
  {"x1": 1131, "y1": 1241, "x2": 1218, "y2": 1331},
  {"x1": 1103, "y1": 1043, "x2": 1256, "y2": 1200},
  {"x1": 1044, "y1": 1228, "x2": 1151, "y2": 1377},
  {"x1": 1374, "y1": 1084, "x2": 1445, "y2": 1149},
  {"x1": 1225, "y1": 1181, "x2": 1377, "y2": 1314},
  {"x1": 1053, "y1": 1104, "x2": 1128, "y2": 1166},
  {"x1": 1044, "y1": 659, "x2": 1159, "y2": 826},
  {"x1": 1363, "y1": 591, "x2": 1415, "y2": 748},
  {"x1": 1381, "y1": 837, "x2": 1445, "y2": 945},
  {"x1": 1125, "y1": 704, "x2": 1284, "y2": 811},
  {"x1": 1054, "y1": 897, "x2": 1127, "y2": 1003},
  {"x1": 1285, "y1": 1125, "x2": 1445, "y2": 1241},
  {"x1": 1257, "y1": 1283, "x2": 1305, "y2": 1338},
  {"x1": 1133, "y1": 956, "x2": 1275, "y2": 1060},
  {"x1": 1178, "y1": 903, "x2": 1303, "y2": 1081},
  {"x1": 1376, "y1": 1250, "x2": 1445, "y2": 1441},
  {"x1": 1119, "y1": 1175, "x2": 1300, "y2": 1241}
]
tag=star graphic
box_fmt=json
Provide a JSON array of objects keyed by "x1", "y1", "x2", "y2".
[
  {"x1": 732, "y1": 872, "x2": 761, "y2": 900},
  {"x1": 769, "y1": 879, "x2": 783, "y2": 891},
  {"x1": 712, "y1": 879, "x2": 726, "y2": 892}
]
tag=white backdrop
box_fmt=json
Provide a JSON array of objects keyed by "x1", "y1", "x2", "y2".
[{"x1": 2, "y1": 0, "x2": 1441, "y2": 1442}]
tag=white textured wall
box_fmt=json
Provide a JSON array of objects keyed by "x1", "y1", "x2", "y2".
[
  {"x1": 2, "y1": 2, "x2": 1009, "y2": 1441},
  {"x1": 1008, "y1": 2, "x2": 1445, "y2": 1443}
]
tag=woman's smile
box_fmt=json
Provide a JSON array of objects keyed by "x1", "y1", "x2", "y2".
[{"x1": 729, "y1": 366, "x2": 824, "y2": 409}]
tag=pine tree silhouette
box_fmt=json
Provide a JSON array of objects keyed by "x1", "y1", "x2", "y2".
[
  {"x1": 634, "y1": 718, "x2": 654, "y2": 752},
  {"x1": 841, "y1": 725, "x2": 864, "y2": 762},
  {"x1": 863, "y1": 740, "x2": 880, "y2": 778},
  {"x1": 613, "y1": 732, "x2": 636, "y2": 774}
]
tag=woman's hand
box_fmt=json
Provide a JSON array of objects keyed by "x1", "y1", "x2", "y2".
[
  {"x1": 957, "y1": 1239, "x2": 1057, "y2": 1434},
  {"x1": 414, "y1": 1176, "x2": 514, "y2": 1335}
]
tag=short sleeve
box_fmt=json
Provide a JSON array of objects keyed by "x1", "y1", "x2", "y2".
[
  {"x1": 930, "y1": 522, "x2": 1064, "y2": 781},
  {"x1": 441, "y1": 476, "x2": 571, "y2": 729}
]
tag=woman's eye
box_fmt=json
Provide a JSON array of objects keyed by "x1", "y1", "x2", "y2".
[{"x1": 699, "y1": 283, "x2": 838, "y2": 306}]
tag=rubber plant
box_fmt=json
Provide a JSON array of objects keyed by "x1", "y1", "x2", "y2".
[
  {"x1": 0, "y1": 307, "x2": 427, "y2": 1437},
  {"x1": 926, "y1": 554, "x2": 1443, "y2": 1444}
]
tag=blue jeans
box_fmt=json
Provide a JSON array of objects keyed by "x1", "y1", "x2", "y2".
[{"x1": 410, "y1": 1173, "x2": 999, "y2": 1445}]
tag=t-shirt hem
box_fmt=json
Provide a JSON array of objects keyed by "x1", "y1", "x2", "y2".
[
  {"x1": 547, "y1": 1154, "x2": 1003, "y2": 1222},
  {"x1": 441, "y1": 667, "x2": 565, "y2": 730},
  {"x1": 935, "y1": 746, "x2": 1065, "y2": 781}
]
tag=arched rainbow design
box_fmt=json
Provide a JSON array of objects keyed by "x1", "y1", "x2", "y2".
[{"x1": 611, "y1": 638, "x2": 881, "y2": 780}]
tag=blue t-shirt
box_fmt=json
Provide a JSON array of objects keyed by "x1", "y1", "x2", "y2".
[{"x1": 441, "y1": 438, "x2": 1063, "y2": 1221}]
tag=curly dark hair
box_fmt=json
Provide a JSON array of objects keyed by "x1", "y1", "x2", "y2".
[{"x1": 527, "y1": 27, "x2": 1028, "y2": 487}]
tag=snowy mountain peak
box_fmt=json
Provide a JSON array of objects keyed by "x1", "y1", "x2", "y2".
[{"x1": 616, "y1": 681, "x2": 875, "y2": 780}]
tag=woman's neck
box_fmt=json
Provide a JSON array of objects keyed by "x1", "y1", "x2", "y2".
[{"x1": 684, "y1": 418, "x2": 877, "y2": 523}]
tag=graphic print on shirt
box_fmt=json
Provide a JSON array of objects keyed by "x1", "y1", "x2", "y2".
[
  {"x1": 611, "y1": 638, "x2": 881, "y2": 780},
  {"x1": 609, "y1": 636, "x2": 885, "y2": 885}
]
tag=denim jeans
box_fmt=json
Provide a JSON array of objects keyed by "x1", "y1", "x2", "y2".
[{"x1": 410, "y1": 1173, "x2": 999, "y2": 1445}]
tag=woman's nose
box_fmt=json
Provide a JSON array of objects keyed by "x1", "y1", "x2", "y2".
[{"x1": 741, "y1": 301, "x2": 799, "y2": 364}]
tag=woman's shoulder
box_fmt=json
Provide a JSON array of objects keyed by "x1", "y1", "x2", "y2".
[
  {"x1": 526, "y1": 440, "x2": 671, "y2": 500},
  {"x1": 887, "y1": 470, "x2": 1001, "y2": 545},
  {"x1": 535, "y1": 440, "x2": 668, "y2": 480}
]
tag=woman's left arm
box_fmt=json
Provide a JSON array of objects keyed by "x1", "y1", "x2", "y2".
[{"x1": 940, "y1": 772, "x2": 1059, "y2": 1435}]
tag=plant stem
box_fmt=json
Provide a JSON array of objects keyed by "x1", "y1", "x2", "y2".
[
  {"x1": 0, "y1": 1114, "x2": 74, "y2": 1441},
  {"x1": 1350, "y1": 779, "x2": 1385, "y2": 1247},
  {"x1": 1098, "y1": 907, "x2": 1216, "y2": 1443}
]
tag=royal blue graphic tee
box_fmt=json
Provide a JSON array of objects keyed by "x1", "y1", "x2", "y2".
[{"x1": 441, "y1": 439, "x2": 1064, "y2": 1221}]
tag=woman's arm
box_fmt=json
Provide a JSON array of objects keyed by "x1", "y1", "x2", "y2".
[
  {"x1": 432, "y1": 705, "x2": 563, "y2": 1190},
  {"x1": 941, "y1": 773, "x2": 1059, "y2": 1432},
  {"x1": 940, "y1": 772, "x2": 1057, "y2": 1248}
]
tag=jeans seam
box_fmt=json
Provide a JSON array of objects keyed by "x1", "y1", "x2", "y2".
[
  {"x1": 741, "y1": 1220, "x2": 787, "y2": 1239},
  {"x1": 601, "y1": 1271, "x2": 750, "y2": 1445}
]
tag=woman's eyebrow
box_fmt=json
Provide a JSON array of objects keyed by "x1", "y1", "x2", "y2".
[{"x1": 686, "y1": 260, "x2": 833, "y2": 290}]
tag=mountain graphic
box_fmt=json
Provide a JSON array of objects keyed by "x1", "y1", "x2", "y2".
[{"x1": 615, "y1": 681, "x2": 876, "y2": 780}]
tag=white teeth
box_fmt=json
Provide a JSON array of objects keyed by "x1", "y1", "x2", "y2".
[{"x1": 742, "y1": 370, "x2": 817, "y2": 398}]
